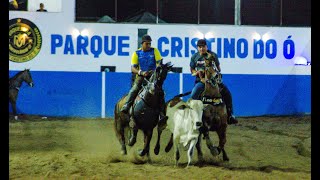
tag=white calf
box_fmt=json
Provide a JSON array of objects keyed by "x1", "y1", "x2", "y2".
[{"x1": 166, "y1": 99, "x2": 204, "y2": 167}]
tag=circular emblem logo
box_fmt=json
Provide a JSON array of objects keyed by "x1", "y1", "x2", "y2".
[{"x1": 9, "y1": 18, "x2": 42, "y2": 63}]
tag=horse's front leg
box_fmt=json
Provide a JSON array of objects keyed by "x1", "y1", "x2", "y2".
[
  {"x1": 154, "y1": 126, "x2": 163, "y2": 155},
  {"x1": 128, "y1": 126, "x2": 138, "y2": 146},
  {"x1": 165, "y1": 133, "x2": 173, "y2": 152},
  {"x1": 9, "y1": 91, "x2": 18, "y2": 120},
  {"x1": 138, "y1": 130, "x2": 153, "y2": 158},
  {"x1": 11, "y1": 101, "x2": 18, "y2": 120},
  {"x1": 204, "y1": 131, "x2": 220, "y2": 157},
  {"x1": 217, "y1": 124, "x2": 229, "y2": 161}
]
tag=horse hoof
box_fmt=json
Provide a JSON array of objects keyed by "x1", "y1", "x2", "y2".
[
  {"x1": 120, "y1": 144, "x2": 127, "y2": 155},
  {"x1": 165, "y1": 146, "x2": 171, "y2": 152},
  {"x1": 121, "y1": 150, "x2": 127, "y2": 155},
  {"x1": 128, "y1": 136, "x2": 136, "y2": 146},
  {"x1": 210, "y1": 146, "x2": 220, "y2": 156},
  {"x1": 165, "y1": 143, "x2": 173, "y2": 152},
  {"x1": 138, "y1": 149, "x2": 145, "y2": 156},
  {"x1": 198, "y1": 155, "x2": 204, "y2": 162},
  {"x1": 154, "y1": 147, "x2": 159, "y2": 155}
]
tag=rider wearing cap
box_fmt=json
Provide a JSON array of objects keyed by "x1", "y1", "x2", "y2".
[
  {"x1": 190, "y1": 39, "x2": 238, "y2": 125},
  {"x1": 120, "y1": 34, "x2": 168, "y2": 127}
]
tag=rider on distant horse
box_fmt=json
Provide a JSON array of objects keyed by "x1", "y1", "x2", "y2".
[
  {"x1": 120, "y1": 34, "x2": 168, "y2": 127},
  {"x1": 190, "y1": 39, "x2": 238, "y2": 125}
]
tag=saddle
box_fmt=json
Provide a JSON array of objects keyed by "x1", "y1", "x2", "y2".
[
  {"x1": 128, "y1": 83, "x2": 161, "y2": 119},
  {"x1": 201, "y1": 95, "x2": 223, "y2": 105}
]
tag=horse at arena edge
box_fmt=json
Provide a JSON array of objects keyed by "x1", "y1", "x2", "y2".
[{"x1": 9, "y1": 69, "x2": 34, "y2": 120}]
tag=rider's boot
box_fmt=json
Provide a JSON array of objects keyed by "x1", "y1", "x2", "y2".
[
  {"x1": 128, "y1": 125, "x2": 138, "y2": 146},
  {"x1": 120, "y1": 85, "x2": 139, "y2": 115},
  {"x1": 227, "y1": 108, "x2": 238, "y2": 125},
  {"x1": 120, "y1": 99, "x2": 134, "y2": 126},
  {"x1": 219, "y1": 84, "x2": 238, "y2": 125}
]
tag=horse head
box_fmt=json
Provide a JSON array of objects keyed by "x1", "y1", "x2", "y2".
[
  {"x1": 22, "y1": 69, "x2": 34, "y2": 87},
  {"x1": 200, "y1": 56, "x2": 222, "y2": 98},
  {"x1": 203, "y1": 56, "x2": 219, "y2": 84},
  {"x1": 146, "y1": 62, "x2": 173, "y2": 95},
  {"x1": 154, "y1": 62, "x2": 173, "y2": 86}
]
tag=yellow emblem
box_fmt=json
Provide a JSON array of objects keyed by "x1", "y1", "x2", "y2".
[{"x1": 9, "y1": 18, "x2": 42, "y2": 63}]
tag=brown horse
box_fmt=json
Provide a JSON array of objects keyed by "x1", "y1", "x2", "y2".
[
  {"x1": 9, "y1": 69, "x2": 34, "y2": 120},
  {"x1": 114, "y1": 62, "x2": 173, "y2": 160},
  {"x1": 196, "y1": 55, "x2": 229, "y2": 161}
]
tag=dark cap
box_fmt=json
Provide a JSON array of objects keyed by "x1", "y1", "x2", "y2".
[
  {"x1": 197, "y1": 39, "x2": 207, "y2": 46},
  {"x1": 142, "y1": 34, "x2": 152, "y2": 42}
]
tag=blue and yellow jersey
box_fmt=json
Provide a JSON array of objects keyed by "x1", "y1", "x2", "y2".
[{"x1": 131, "y1": 47, "x2": 162, "y2": 71}]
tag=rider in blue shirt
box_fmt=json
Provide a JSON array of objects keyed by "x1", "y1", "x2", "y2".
[
  {"x1": 190, "y1": 39, "x2": 238, "y2": 125},
  {"x1": 120, "y1": 34, "x2": 168, "y2": 126}
]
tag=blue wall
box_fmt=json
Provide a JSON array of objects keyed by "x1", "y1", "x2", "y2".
[{"x1": 9, "y1": 71, "x2": 311, "y2": 118}]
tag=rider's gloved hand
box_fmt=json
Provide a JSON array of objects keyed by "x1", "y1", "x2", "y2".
[{"x1": 138, "y1": 70, "x2": 150, "y2": 77}]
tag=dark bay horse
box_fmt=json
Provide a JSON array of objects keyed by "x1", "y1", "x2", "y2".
[
  {"x1": 114, "y1": 62, "x2": 173, "y2": 159},
  {"x1": 196, "y1": 56, "x2": 229, "y2": 161},
  {"x1": 9, "y1": 69, "x2": 34, "y2": 120}
]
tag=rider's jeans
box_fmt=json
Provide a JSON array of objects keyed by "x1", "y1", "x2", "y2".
[{"x1": 191, "y1": 81, "x2": 205, "y2": 100}]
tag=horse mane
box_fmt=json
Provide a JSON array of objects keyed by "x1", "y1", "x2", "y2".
[
  {"x1": 9, "y1": 70, "x2": 25, "y2": 81},
  {"x1": 9, "y1": 69, "x2": 31, "y2": 85}
]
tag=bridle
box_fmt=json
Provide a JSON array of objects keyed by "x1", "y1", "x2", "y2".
[{"x1": 203, "y1": 59, "x2": 220, "y2": 86}]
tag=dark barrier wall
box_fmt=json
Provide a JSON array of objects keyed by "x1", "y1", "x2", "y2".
[{"x1": 9, "y1": 71, "x2": 311, "y2": 118}]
